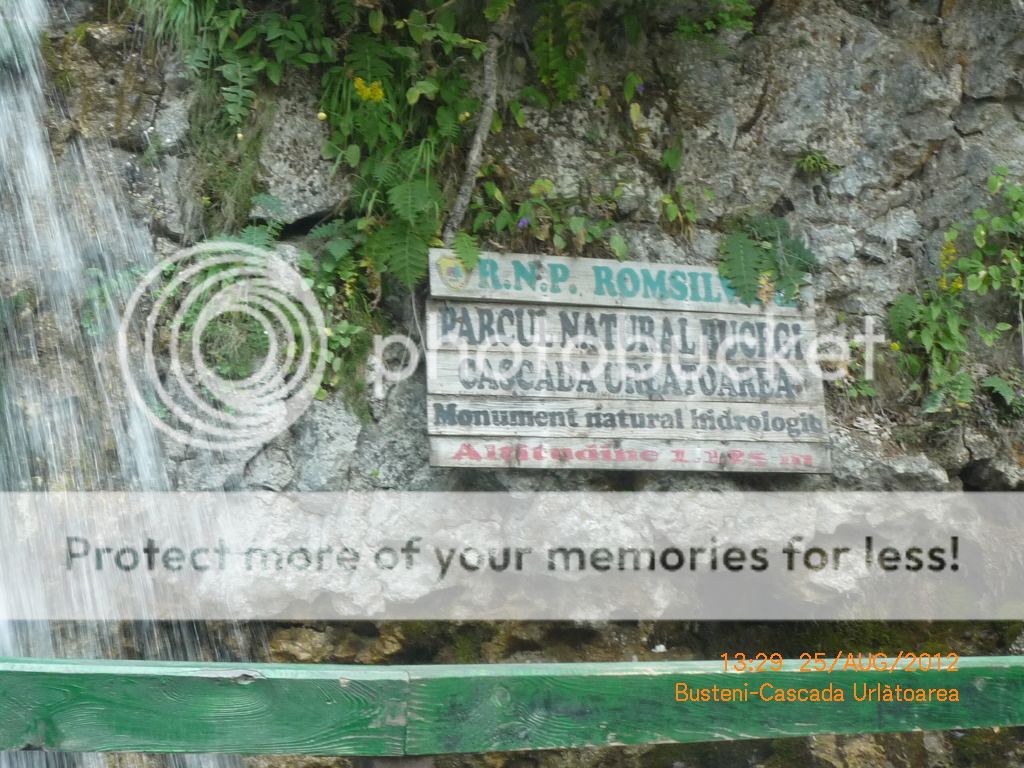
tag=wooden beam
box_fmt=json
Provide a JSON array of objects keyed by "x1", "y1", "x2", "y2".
[
  {"x1": 406, "y1": 658, "x2": 1024, "y2": 754},
  {"x1": 0, "y1": 657, "x2": 1022, "y2": 756},
  {"x1": 0, "y1": 658, "x2": 408, "y2": 755}
]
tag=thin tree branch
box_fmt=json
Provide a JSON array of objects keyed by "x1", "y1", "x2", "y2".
[{"x1": 442, "y1": 20, "x2": 508, "y2": 247}]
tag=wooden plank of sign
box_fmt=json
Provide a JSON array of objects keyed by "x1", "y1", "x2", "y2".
[
  {"x1": 425, "y1": 300, "x2": 818, "y2": 356},
  {"x1": 426, "y1": 349, "x2": 825, "y2": 405},
  {"x1": 429, "y1": 249, "x2": 812, "y2": 317},
  {"x1": 426, "y1": 396, "x2": 830, "y2": 443},
  {"x1": 428, "y1": 436, "x2": 832, "y2": 473}
]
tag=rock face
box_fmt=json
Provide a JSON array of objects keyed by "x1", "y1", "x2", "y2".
[
  {"x1": 253, "y1": 75, "x2": 349, "y2": 224},
  {"x1": 35, "y1": 1, "x2": 1024, "y2": 767}
]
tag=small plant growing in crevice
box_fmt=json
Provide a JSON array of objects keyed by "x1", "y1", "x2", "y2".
[
  {"x1": 469, "y1": 174, "x2": 629, "y2": 259},
  {"x1": 830, "y1": 340, "x2": 879, "y2": 401},
  {"x1": 982, "y1": 370, "x2": 1024, "y2": 417},
  {"x1": 796, "y1": 150, "x2": 841, "y2": 177},
  {"x1": 659, "y1": 186, "x2": 712, "y2": 241}
]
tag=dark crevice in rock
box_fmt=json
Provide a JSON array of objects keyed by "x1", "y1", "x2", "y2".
[
  {"x1": 277, "y1": 209, "x2": 337, "y2": 239},
  {"x1": 751, "y1": 0, "x2": 778, "y2": 33},
  {"x1": 958, "y1": 460, "x2": 990, "y2": 491},
  {"x1": 737, "y1": 74, "x2": 771, "y2": 136}
]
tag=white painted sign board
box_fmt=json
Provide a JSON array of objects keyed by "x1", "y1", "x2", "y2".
[{"x1": 427, "y1": 249, "x2": 830, "y2": 473}]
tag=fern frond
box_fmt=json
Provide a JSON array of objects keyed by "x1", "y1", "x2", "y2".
[
  {"x1": 365, "y1": 221, "x2": 429, "y2": 287},
  {"x1": 719, "y1": 232, "x2": 770, "y2": 306}
]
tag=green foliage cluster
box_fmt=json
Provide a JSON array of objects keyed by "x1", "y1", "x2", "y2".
[
  {"x1": 126, "y1": 0, "x2": 759, "y2": 398},
  {"x1": 888, "y1": 168, "x2": 1024, "y2": 415},
  {"x1": 795, "y1": 150, "x2": 841, "y2": 177},
  {"x1": 468, "y1": 172, "x2": 628, "y2": 260},
  {"x1": 831, "y1": 339, "x2": 878, "y2": 401},
  {"x1": 659, "y1": 186, "x2": 711, "y2": 240},
  {"x1": 718, "y1": 216, "x2": 818, "y2": 307},
  {"x1": 531, "y1": 0, "x2": 591, "y2": 102},
  {"x1": 133, "y1": 0, "x2": 485, "y2": 289},
  {"x1": 238, "y1": 197, "x2": 377, "y2": 399},
  {"x1": 316, "y1": 13, "x2": 483, "y2": 289},
  {"x1": 676, "y1": 0, "x2": 755, "y2": 39},
  {"x1": 186, "y1": 78, "x2": 271, "y2": 234},
  {"x1": 529, "y1": 0, "x2": 755, "y2": 103},
  {"x1": 80, "y1": 267, "x2": 144, "y2": 338}
]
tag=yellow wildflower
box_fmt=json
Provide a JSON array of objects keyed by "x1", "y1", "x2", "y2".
[
  {"x1": 756, "y1": 272, "x2": 775, "y2": 305},
  {"x1": 354, "y1": 76, "x2": 385, "y2": 103},
  {"x1": 890, "y1": 341, "x2": 901, "y2": 352},
  {"x1": 939, "y1": 239, "x2": 957, "y2": 271},
  {"x1": 317, "y1": 111, "x2": 328, "y2": 121},
  {"x1": 939, "y1": 274, "x2": 964, "y2": 294}
]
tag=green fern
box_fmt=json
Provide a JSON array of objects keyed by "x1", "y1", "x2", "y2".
[
  {"x1": 775, "y1": 236, "x2": 817, "y2": 299},
  {"x1": 887, "y1": 294, "x2": 921, "y2": 342},
  {"x1": 983, "y1": 375, "x2": 1016, "y2": 405},
  {"x1": 308, "y1": 219, "x2": 347, "y2": 241},
  {"x1": 718, "y1": 217, "x2": 817, "y2": 306},
  {"x1": 452, "y1": 231, "x2": 481, "y2": 271},
  {"x1": 344, "y1": 36, "x2": 397, "y2": 82},
  {"x1": 435, "y1": 106, "x2": 460, "y2": 140},
  {"x1": 948, "y1": 371, "x2": 976, "y2": 406},
  {"x1": 367, "y1": 221, "x2": 429, "y2": 288},
  {"x1": 532, "y1": 0, "x2": 591, "y2": 102},
  {"x1": 216, "y1": 56, "x2": 258, "y2": 125},
  {"x1": 719, "y1": 232, "x2": 769, "y2": 306},
  {"x1": 388, "y1": 179, "x2": 436, "y2": 223},
  {"x1": 237, "y1": 224, "x2": 275, "y2": 248}
]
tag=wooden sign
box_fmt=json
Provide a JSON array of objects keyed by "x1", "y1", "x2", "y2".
[{"x1": 427, "y1": 249, "x2": 830, "y2": 473}]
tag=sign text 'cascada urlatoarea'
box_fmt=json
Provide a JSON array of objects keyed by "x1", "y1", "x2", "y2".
[{"x1": 427, "y1": 249, "x2": 830, "y2": 473}]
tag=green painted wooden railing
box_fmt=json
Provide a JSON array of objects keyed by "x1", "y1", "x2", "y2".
[{"x1": 0, "y1": 656, "x2": 1021, "y2": 755}]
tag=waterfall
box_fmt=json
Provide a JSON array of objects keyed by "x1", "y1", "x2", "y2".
[{"x1": 0, "y1": 0, "x2": 256, "y2": 763}]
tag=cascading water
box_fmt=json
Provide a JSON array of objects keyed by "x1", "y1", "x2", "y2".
[{"x1": 0, "y1": 1, "x2": 256, "y2": 763}]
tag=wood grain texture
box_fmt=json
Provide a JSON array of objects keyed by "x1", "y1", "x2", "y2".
[
  {"x1": 429, "y1": 436, "x2": 833, "y2": 473},
  {"x1": 1, "y1": 657, "x2": 1023, "y2": 755},
  {"x1": 0, "y1": 658, "x2": 407, "y2": 755},
  {"x1": 426, "y1": 396, "x2": 830, "y2": 443},
  {"x1": 429, "y1": 249, "x2": 811, "y2": 317},
  {"x1": 405, "y1": 658, "x2": 1024, "y2": 754}
]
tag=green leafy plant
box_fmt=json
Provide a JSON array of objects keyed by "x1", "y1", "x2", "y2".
[
  {"x1": 887, "y1": 291, "x2": 973, "y2": 412},
  {"x1": 81, "y1": 266, "x2": 145, "y2": 338},
  {"x1": 676, "y1": 0, "x2": 755, "y2": 39},
  {"x1": 831, "y1": 340, "x2": 879, "y2": 401},
  {"x1": 982, "y1": 371, "x2": 1024, "y2": 417},
  {"x1": 531, "y1": 0, "x2": 591, "y2": 102},
  {"x1": 888, "y1": 168, "x2": 1024, "y2": 414},
  {"x1": 718, "y1": 216, "x2": 818, "y2": 306},
  {"x1": 469, "y1": 174, "x2": 627, "y2": 258},
  {"x1": 796, "y1": 150, "x2": 841, "y2": 177},
  {"x1": 317, "y1": 9, "x2": 483, "y2": 290},
  {"x1": 659, "y1": 186, "x2": 704, "y2": 240}
]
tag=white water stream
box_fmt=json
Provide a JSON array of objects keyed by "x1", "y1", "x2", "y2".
[{"x1": 0, "y1": 1, "x2": 254, "y2": 763}]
